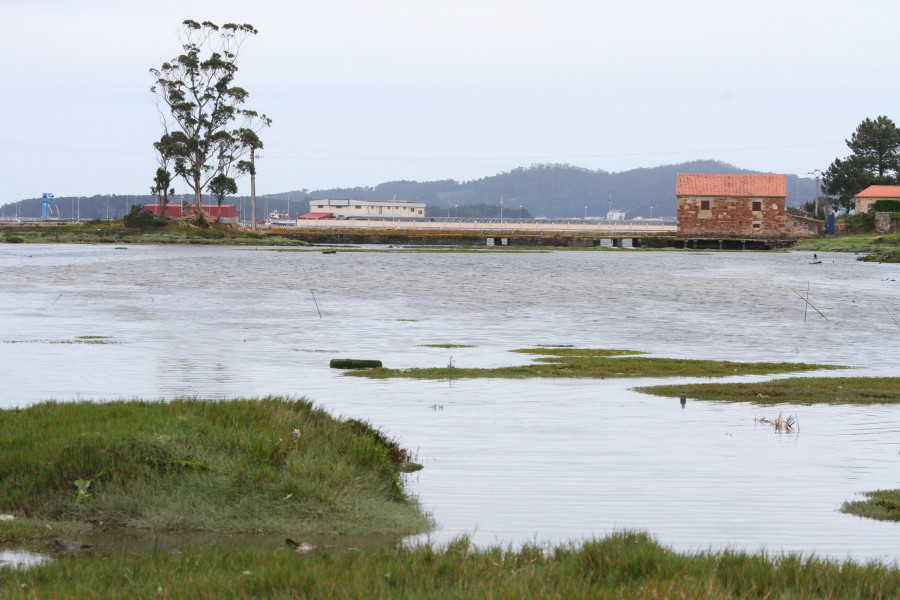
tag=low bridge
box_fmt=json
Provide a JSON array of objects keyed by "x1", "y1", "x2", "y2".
[{"x1": 269, "y1": 217, "x2": 679, "y2": 247}]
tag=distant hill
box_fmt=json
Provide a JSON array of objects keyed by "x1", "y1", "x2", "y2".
[{"x1": 2, "y1": 160, "x2": 818, "y2": 220}]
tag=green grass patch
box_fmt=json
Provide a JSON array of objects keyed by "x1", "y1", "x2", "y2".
[
  {"x1": 345, "y1": 347, "x2": 838, "y2": 380},
  {"x1": 635, "y1": 377, "x2": 898, "y2": 405},
  {"x1": 857, "y1": 250, "x2": 900, "y2": 263},
  {"x1": 793, "y1": 232, "x2": 900, "y2": 253},
  {"x1": 842, "y1": 489, "x2": 900, "y2": 522},
  {"x1": 0, "y1": 397, "x2": 427, "y2": 539},
  {"x1": 0, "y1": 222, "x2": 306, "y2": 246},
  {"x1": 4, "y1": 531, "x2": 900, "y2": 598}
]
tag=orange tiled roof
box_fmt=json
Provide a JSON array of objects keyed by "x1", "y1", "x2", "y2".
[
  {"x1": 676, "y1": 173, "x2": 786, "y2": 197},
  {"x1": 854, "y1": 185, "x2": 900, "y2": 198}
]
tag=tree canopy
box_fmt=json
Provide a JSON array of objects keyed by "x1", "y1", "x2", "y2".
[
  {"x1": 825, "y1": 116, "x2": 900, "y2": 212},
  {"x1": 150, "y1": 20, "x2": 270, "y2": 210}
]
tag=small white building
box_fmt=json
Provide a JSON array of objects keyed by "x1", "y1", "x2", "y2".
[
  {"x1": 607, "y1": 209, "x2": 626, "y2": 221},
  {"x1": 307, "y1": 198, "x2": 426, "y2": 219}
]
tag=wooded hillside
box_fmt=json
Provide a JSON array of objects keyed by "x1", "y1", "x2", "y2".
[{"x1": 3, "y1": 160, "x2": 817, "y2": 220}]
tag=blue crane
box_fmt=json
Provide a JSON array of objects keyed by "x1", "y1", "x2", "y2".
[{"x1": 41, "y1": 193, "x2": 58, "y2": 219}]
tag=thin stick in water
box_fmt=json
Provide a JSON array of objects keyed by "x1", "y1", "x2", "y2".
[
  {"x1": 791, "y1": 288, "x2": 828, "y2": 321},
  {"x1": 804, "y1": 281, "x2": 809, "y2": 323},
  {"x1": 884, "y1": 304, "x2": 900, "y2": 331},
  {"x1": 301, "y1": 266, "x2": 322, "y2": 319}
]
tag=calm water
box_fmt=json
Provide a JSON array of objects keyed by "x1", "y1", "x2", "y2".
[{"x1": 1, "y1": 244, "x2": 898, "y2": 562}]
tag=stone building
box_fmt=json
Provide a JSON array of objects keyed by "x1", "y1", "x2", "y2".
[
  {"x1": 676, "y1": 173, "x2": 822, "y2": 239},
  {"x1": 853, "y1": 185, "x2": 900, "y2": 213}
]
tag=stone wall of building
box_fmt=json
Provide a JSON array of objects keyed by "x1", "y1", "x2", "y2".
[
  {"x1": 677, "y1": 196, "x2": 822, "y2": 239},
  {"x1": 784, "y1": 214, "x2": 825, "y2": 237}
]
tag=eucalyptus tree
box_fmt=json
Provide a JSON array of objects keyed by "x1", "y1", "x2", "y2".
[{"x1": 150, "y1": 20, "x2": 270, "y2": 211}]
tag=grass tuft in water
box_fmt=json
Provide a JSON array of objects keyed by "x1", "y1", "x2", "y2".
[
  {"x1": 636, "y1": 377, "x2": 900, "y2": 405},
  {"x1": 0, "y1": 397, "x2": 428, "y2": 538},
  {"x1": 346, "y1": 347, "x2": 839, "y2": 380},
  {"x1": 842, "y1": 489, "x2": 900, "y2": 522}
]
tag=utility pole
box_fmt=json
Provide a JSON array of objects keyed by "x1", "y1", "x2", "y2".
[
  {"x1": 809, "y1": 169, "x2": 822, "y2": 217},
  {"x1": 250, "y1": 149, "x2": 257, "y2": 231}
]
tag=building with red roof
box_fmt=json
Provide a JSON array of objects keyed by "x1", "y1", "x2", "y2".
[
  {"x1": 853, "y1": 185, "x2": 900, "y2": 213},
  {"x1": 676, "y1": 173, "x2": 822, "y2": 239}
]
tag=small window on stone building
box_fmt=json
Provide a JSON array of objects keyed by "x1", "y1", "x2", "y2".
[
  {"x1": 752, "y1": 201, "x2": 762, "y2": 212},
  {"x1": 700, "y1": 200, "x2": 710, "y2": 211},
  {"x1": 752, "y1": 223, "x2": 761, "y2": 229}
]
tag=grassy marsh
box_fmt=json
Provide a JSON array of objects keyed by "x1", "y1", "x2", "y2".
[
  {"x1": 4, "y1": 531, "x2": 900, "y2": 599},
  {"x1": 346, "y1": 347, "x2": 840, "y2": 380},
  {"x1": 636, "y1": 377, "x2": 900, "y2": 405},
  {"x1": 0, "y1": 223, "x2": 306, "y2": 246},
  {"x1": 793, "y1": 232, "x2": 900, "y2": 253},
  {"x1": 0, "y1": 397, "x2": 427, "y2": 539}
]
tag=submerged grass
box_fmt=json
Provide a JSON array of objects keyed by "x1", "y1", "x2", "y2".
[
  {"x1": 0, "y1": 397, "x2": 427, "y2": 538},
  {"x1": 347, "y1": 347, "x2": 839, "y2": 380},
  {"x1": 418, "y1": 344, "x2": 476, "y2": 348},
  {"x1": 636, "y1": 377, "x2": 899, "y2": 405},
  {"x1": 3, "y1": 531, "x2": 900, "y2": 599},
  {"x1": 4, "y1": 337, "x2": 118, "y2": 345}
]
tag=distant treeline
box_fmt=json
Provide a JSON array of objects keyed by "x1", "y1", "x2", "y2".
[{"x1": 2, "y1": 160, "x2": 818, "y2": 220}]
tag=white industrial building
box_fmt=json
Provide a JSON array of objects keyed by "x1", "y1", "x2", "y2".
[{"x1": 306, "y1": 198, "x2": 426, "y2": 219}]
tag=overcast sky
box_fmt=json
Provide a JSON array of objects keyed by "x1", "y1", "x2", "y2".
[{"x1": 2, "y1": 0, "x2": 897, "y2": 204}]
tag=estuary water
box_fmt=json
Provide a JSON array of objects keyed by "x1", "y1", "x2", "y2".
[{"x1": 0, "y1": 244, "x2": 898, "y2": 562}]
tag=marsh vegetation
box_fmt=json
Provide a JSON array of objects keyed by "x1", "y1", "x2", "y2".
[
  {"x1": 4, "y1": 531, "x2": 900, "y2": 599},
  {"x1": 636, "y1": 377, "x2": 900, "y2": 405},
  {"x1": 0, "y1": 222, "x2": 305, "y2": 246},
  {"x1": 0, "y1": 397, "x2": 427, "y2": 539},
  {"x1": 346, "y1": 347, "x2": 841, "y2": 380}
]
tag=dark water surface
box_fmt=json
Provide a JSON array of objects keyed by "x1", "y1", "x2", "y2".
[{"x1": 1, "y1": 245, "x2": 898, "y2": 561}]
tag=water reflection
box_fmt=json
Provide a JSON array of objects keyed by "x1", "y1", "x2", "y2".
[
  {"x1": 0, "y1": 549, "x2": 49, "y2": 569},
  {"x1": 1, "y1": 245, "x2": 899, "y2": 562}
]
